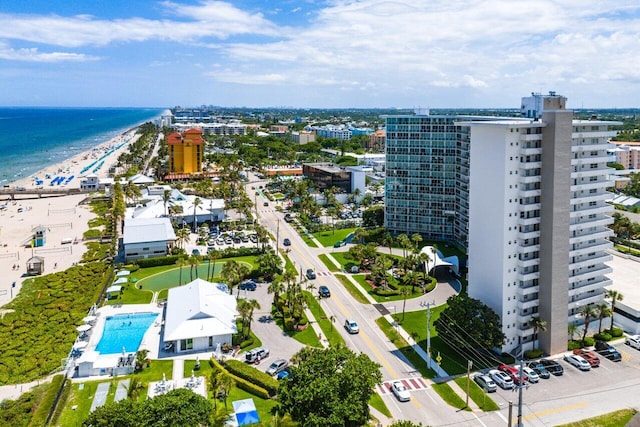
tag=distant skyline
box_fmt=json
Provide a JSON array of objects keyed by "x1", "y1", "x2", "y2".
[{"x1": 1, "y1": 1, "x2": 640, "y2": 109}]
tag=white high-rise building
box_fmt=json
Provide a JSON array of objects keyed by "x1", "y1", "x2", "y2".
[{"x1": 466, "y1": 93, "x2": 619, "y2": 355}]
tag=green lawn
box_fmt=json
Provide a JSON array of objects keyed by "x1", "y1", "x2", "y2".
[
  {"x1": 393, "y1": 309, "x2": 514, "y2": 375},
  {"x1": 335, "y1": 274, "x2": 370, "y2": 304},
  {"x1": 312, "y1": 227, "x2": 356, "y2": 247},
  {"x1": 431, "y1": 382, "x2": 469, "y2": 411},
  {"x1": 318, "y1": 254, "x2": 340, "y2": 272},
  {"x1": 555, "y1": 409, "x2": 636, "y2": 427},
  {"x1": 136, "y1": 261, "x2": 251, "y2": 292},
  {"x1": 56, "y1": 360, "x2": 175, "y2": 426},
  {"x1": 329, "y1": 251, "x2": 357, "y2": 270},
  {"x1": 368, "y1": 392, "x2": 392, "y2": 418},
  {"x1": 453, "y1": 376, "x2": 499, "y2": 411},
  {"x1": 352, "y1": 274, "x2": 425, "y2": 303},
  {"x1": 304, "y1": 292, "x2": 345, "y2": 347}
]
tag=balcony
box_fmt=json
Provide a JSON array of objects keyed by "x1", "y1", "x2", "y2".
[
  {"x1": 570, "y1": 253, "x2": 613, "y2": 270},
  {"x1": 568, "y1": 278, "x2": 612, "y2": 297},
  {"x1": 517, "y1": 258, "x2": 539, "y2": 269},
  {"x1": 570, "y1": 192, "x2": 611, "y2": 205},
  {"x1": 570, "y1": 216, "x2": 613, "y2": 230},
  {"x1": 571, "y1": 156, "x2": 611, "y2": 166},
  {"x1": 568, "y1": 293, "x2": 605, "y2": 310},
  {"x1": 572, "y1": 131, "x2": 617, "y2": 139},
  {"x1": 518, "y1": 271, "x2": 540, "y2": 282},
  {"x1": 517, "y1": 284, "x2": 539, "y2": 297},
  {"x1": 518, "y1": 230, "x2": 541, "y2": 241},
  {"x1": 570, "y1": 181, "x2": 610, "y2": 192},
  {"x1": 518, "y1": 216, "x2": 540, "y2": 227},
  {"x1": 571, "y1": 143, "x2": 612, "y2": 152},
  {"x1": 519, "y1": 175, "x2": 542, "y2": 185},
  {"x1": 569, "y1": 265, "x2": 613, "y2": 284},
  {"x1": 570, "y1": 205, "x2": 612, "y2": 218},
  {"x1": 569, "y1": 242, "x2": 612, "y2": 258},
  {"x1": 518, "y1": 188, "x2": 541, "y2": 198},
  {"x1": 519, "y1": 161, "x2": 542, "y2": 170},
  {"x1": 570, "y1": 229, "x2": 614, "y2": 244}
]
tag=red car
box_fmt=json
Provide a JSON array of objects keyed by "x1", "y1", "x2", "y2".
[
  {"x1": 572, "y1": 349, "x2": 600, "y2": 367},
  {"x1": 498, "y1": 364, "x2": 526, "y2": 385}
]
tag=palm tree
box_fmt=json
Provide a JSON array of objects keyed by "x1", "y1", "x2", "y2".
[
  {"x1": 268, "y1": 275, "x2": 286, "y2": 307},
  {"x1": 605, "y1": 289, "x2": 624, "y2": 331},
  {"x1": 125, "y1": 376, "x2": 145, "y2": 401},
  {"x1": 396, "y1": 234, "x2": 411, "y2": 258},
  {"x1": 192, "y1": 197, "x2": 202, "y2": 232},
  {"x1": 568, "y1": 323, "x2": 578, "y2": 341},
  {"x1": 175, "y1": 226, "x2": 191, "y2": 249},
  {"x1": 189, "y1": 254, "x2": 200, "y2": 281},
  {"x1": 237, "y1": 299, "x2": 251, "y2": 340},
  {"x1": 579, "y1": 304, "x2": 597, "y2": 342},
  {"x1": 410, "y1": 233, "x2": 423, "y2": 253},
  {"x1": 595, "y1": 303, "x2": 612, "y2": 334},
  {"x1": 216, "y1": 373, "x2": 235, "y2": 409},
  {"x1": 245, "y1": 299, "x2": 261, "y2": 338},
  {"x1": 176, "y1": 256, "x2": 187, "y2": 285},
  {"x1": 163, "y1": 189, "x2": 171, "y2": 217},
  {"x1": 134, "y1": 349, "x2": 149, "y2": 371},
  {"x1": 530, "y1": 316, "x2": 547, "y2": 351},
  {"x1": 400, "y1": 286, "x2": 412, "y2": 321},
  {"x1": 382, "y1": 232, "x2": 394, "y2": 256}
]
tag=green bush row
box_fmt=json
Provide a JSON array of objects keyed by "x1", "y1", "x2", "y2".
[
  {"x1": 209, "y1": 358, "x2": 270, "y2": 399},
  {"x1": 224, "y1": 359, "x2": 279, "y2": 397},
  {"x1": 134, "y1": 255, "x2": 182, "y2": 268},
  {"x1": 50, "y1": 378, "x2": 72, "y2": 425},
  {"x1": 28, "y1": 374, "x2": 65, "y2": 427}
]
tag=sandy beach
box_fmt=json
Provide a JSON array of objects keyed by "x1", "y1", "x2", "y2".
[{"x1": 0, "y1": 129, "x2": 141, "y2": 307}]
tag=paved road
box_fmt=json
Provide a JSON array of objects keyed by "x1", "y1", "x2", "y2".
[{"x1": 245, "y1": 174, "x2": 519, "y2": 426}]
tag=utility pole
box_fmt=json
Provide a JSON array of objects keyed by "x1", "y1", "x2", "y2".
[
  {"x1": 508, "y1": 401, "x2": 513, "y2": 427},
  {"x1": 513, "y1": 358, "x2": 527, "y2": 427},
  {"x1": 421, "y1": 300, "x2": 435, "y2": 369},
  {"x1": 466, "y1": 360, "x2": 473, "y2": 408},
  {"x1": 276, "y1": 219, "x2": 280, "y2": 252}
]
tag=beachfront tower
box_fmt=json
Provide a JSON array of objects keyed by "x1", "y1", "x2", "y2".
[
  {"x1": 465, "y1": 92, "x2": 618, "y2": 356},
  {"x1": 167, "y1": 128, "x2": 204, "y2": 174}
]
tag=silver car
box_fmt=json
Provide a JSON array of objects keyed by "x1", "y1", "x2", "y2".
[
  {"x1": 266, "y1": 359, "x2": 288, "y2": 376},
  {"x1": 390, "y1": 381, "x2": 411, "y2": 402}
]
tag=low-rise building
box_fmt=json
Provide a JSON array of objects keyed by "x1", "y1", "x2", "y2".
[{"x1": 122, "y1": 217, "x2": 176, "y2": 262}]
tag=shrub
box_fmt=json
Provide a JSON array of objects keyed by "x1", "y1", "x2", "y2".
[
  {"x1": 224, "y1": 359, "x2": 279, "y2": 397},
  {"x1": 568, "y1": 340, "x2": 582, "y2": 350},
  {"x1": 523, "y1": 349, "x2": 543, "y2": 360},
  {"x1": 583, "y1": 337, "x2": 595, "y2": 347},
  {"x1": 283, "y1": 317, "x2": 295, "y2": 332},
  {"x1": 425, "y1": 277, "x2": 437, "y2": 293},
  {"x1": 608, "y1": 327, "x2": 624, "y2": 338},
  {"x1": 29, "y1": 374, "x2": 65, "y2": 426},
  {"x1": 135, "y1": 255, "x2": 181, "y2": 268},
  {"x1": 209, "y1": 358, "x2": 269, "y2": 399},
  {"x1": 374, "y1": 288, "x2": 401, "y2": 297},
  {"x1": 298, "y1": 318, "x2": 308, "y2": 326},
  {"x1": 594, "y1": 332, "x2": 612, "y2": 342}
]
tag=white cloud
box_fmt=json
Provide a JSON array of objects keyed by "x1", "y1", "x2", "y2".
[{"x1": 0, "y1": 46, "x2": 98, "y2": 62}]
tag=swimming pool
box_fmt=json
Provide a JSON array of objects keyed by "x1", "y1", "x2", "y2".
[{"x1": 95, "y1": 312, "x2": 158, "y2": 355}]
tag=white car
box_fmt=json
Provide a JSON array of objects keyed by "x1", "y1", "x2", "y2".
[
  {"x1": 488, "y1": 369, "x2": 514, "y2": 390},
  {"x1": 473, "y1": 374, "x2": 497, "y2": 392},
  {"x1": 390, "y1": 381, "x2": 411, "y2": 402},
  {"x1": 344, "y1": 319, "x2": 359, "y2": 334},
  {"x1": 626, "y1": 335, "x2": 640, "y2": 350},
  {"x1": 514, "y1": 365, "x2": 540, "y2": 383},
  {"x1": 564, "y1": 354, "x2": 591, "y2": 371}
]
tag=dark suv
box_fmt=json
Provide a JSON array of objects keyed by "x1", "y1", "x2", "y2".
[
  {"x1": 539, "y1": 358, "x2": 564, "y2": 376},
  {"x1": 594, "y1": 340, "x2": 622, "y2": 362}
]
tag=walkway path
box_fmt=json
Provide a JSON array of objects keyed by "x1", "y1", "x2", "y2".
[
  {"x1": 172, "y1": 358, "x2": 184, "y2": 383},
  {"x1": 89, "y1": 382, "x2": 110, "y2": 412}
]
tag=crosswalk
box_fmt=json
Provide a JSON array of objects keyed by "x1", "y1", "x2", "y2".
[{"x1": 376, "y1": 377, "x2": 430, "y2": 395}]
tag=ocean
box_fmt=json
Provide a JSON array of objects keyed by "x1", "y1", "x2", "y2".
[{"x1": 0, "y1": 107, "x2": 165, "y2": 186}]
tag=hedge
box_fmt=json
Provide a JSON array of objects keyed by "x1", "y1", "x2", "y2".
[
  {"x1": 50, "y1": 378, "x2": 72, "y2": 425},
  {"x1": 224, "y1": 359, "x2": 279, "y2": 397},
  {"x1": 134, "y1": 255, "x2": 181, "y2": 268},
  {"x1": 28, "y1": 374, "x2": 64, "y2": 427},
  {"x1": 209, "y1": 358, "x2": 270, "y2": 399}
]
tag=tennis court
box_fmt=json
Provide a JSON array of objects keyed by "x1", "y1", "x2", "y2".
[{"x1": 136, "y1": 261, "x2": 252, "y2": 292}]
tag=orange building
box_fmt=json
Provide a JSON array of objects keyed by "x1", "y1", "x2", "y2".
[{"x1": 167, "y1": 128, "x2": 204, "y2": 174}]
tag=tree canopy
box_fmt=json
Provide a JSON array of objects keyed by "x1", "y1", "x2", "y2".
[
  {"x1": 83, "y1": 388, "x2": 217, "y2": 427},
  {"x1": 434, "y1": 294, "x2": 506, "y2": 351},
  {"x1": 277, "y1": 346, "x2": 382, "y2": 427}
]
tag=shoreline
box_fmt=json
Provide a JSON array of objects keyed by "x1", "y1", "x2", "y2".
[{"x1": 0, "y1": 125, "x2": 144, "y2": 308}]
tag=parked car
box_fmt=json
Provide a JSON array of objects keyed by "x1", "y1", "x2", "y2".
[
  {"x1": 306, "y1": 268, "x2": 316, "y2": 279},
  {"x1": 625, "y1": 335, "x2": 640, "y2": 350},
  {"x1": 498, "y1": 364, "x2": 526, "y2": 385},
  {"x1": 564, "y1": 354, "x2": 591, "y2": 371},
  {"x1": 263, "y1": 201, "x2": 269, "y2": 206},
  {"x1": 276, "y1": 368, "x2": 290, "y2": 380},
  {"x1": 283, "y1": 238, "x2": 291, "y2": 246},
  {"x1": 266, "y1": 359, "x2": 288, "y2": 376},
  {"x1": 539, "y1": 359, "x2": 564, "y2": 376},
  {"x1": 245, "y1": 347, "x2": 269, "y2": 363},
  {"x1": 344, "y1": 319, "x2": 359, "y2": 334},
  {"x1": 333, "y1": 240, "x2": 346, "y2": 248},
  {"x1": 527, "y1": 361, "x2": 551, "y2": 379},
  {"x1": 473, "y1": 374, "x2": 497, "y2": 393},
  {"x1": 488, "y1": 369, "x2": 514, "y2": 390},
  {"x1": 594, "y1": 340, "x2": 622, "y2": 362},
  {"x1": 319, "y1": 285, "x2": 331, "y2": 298},
  {"x1": 518, "y1": 365, "x2": 540, "y2": 383},
  {"x1": 390, "y1": 381, "x2": 411, "y2": 402},
  {"x1": 238, "y1": 280, "x2": 257, "y2": 291},
  {"x1": 572, "y1": 349, "x2": 600, "y2": 367}
]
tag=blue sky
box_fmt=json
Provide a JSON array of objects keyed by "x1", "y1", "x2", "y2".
[{"x1": 1, "y1": 0, "x2": 640, "y2": 108}]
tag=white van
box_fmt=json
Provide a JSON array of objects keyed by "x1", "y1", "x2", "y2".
[{"x1": 61, "y1": 237, "x2": 73, "y2": 245}]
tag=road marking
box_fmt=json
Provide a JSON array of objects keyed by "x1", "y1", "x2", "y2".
[
  {"x1": 377, "y1": 378, "x2": 430, "y2": 395},
  {"x1": 521, "y1": 401, "x2": 587, "y2": 421}
]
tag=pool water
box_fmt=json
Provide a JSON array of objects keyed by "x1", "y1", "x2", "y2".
[{"x1": 95, "y1": 312, "x2": 158, "y2": 355}]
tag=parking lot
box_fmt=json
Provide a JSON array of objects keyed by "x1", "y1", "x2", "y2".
[{"x1": 483, "y1": 341, "x2": 640, "y2": 424}]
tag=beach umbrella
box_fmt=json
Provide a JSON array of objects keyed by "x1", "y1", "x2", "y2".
[
  {"x1": 83, "y1": 315, "x2": 97, "y2": 323},
  {"x1": 76, "y1": 324, "x2": 92, "y2": 332}
]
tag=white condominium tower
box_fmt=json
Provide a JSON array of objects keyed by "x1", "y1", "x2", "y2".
[{"x1": 466, "y1": 92, "x2": 619, "y2": 355}]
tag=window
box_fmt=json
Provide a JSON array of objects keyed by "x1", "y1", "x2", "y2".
[{"x1": 180, "y1": 339, "x2": 193, "y2": 351}]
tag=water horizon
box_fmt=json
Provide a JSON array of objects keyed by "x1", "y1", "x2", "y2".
[{"x1": 0, "y1": 107, "x2": 166, "y2": 186}]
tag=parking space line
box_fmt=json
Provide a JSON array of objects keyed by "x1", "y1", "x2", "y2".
[{"x1": 521, "y1": 401, "x2": 587, "y2": 421}]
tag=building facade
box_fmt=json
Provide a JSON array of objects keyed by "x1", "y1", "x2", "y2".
[
  {"x1": 466, "y1": 93, "x2": 618, "y2": 355},
  {"x1": 167, "y1": 128, "x2": 204, "y2": 174},
  {"x1": 385, "y1": 93, "x2": 618, "y2": 355},
  {"x1": 385, "y1": 114, "x2": 468, "y2": 242}
]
